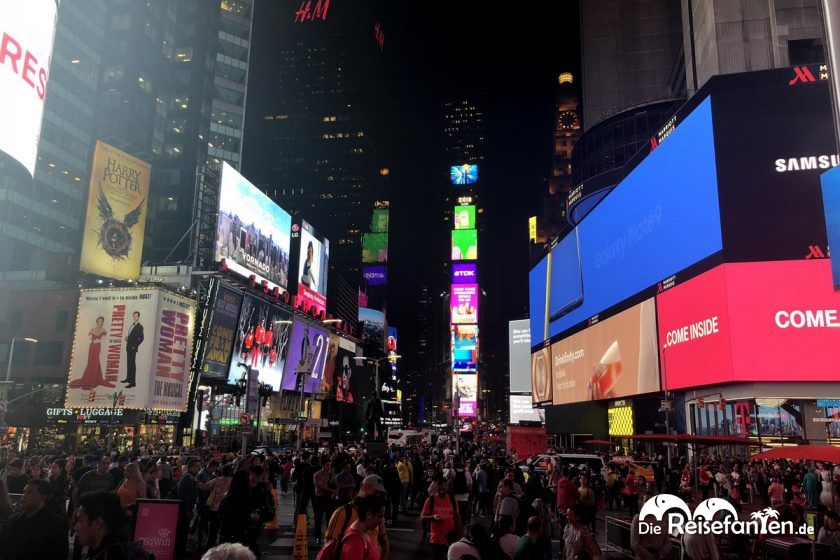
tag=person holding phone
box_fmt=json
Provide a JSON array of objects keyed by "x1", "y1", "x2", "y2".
[{"x1": 422, "y1": 476, "x2": 461, "y2": 560}]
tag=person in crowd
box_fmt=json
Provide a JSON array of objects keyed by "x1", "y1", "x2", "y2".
[
  {"x1": 683, "y1": 530, "x2": 720, "y2": 560},
  {"x1": 0, "y1": 479, "x2": 69, "y2": 560},
  {"x1": 563, "y1": 506, "x2": 600, "y2": 560},
  {"x1": 142, "y1": 460, "x2": 161, "y2": 499},
  {"x1": 4, "y1": 460, "x2": 28, "y2": 494},
  {"x1": 205, "y1": 464, "x2": 234, "y2": 549},
  {"x1": 0, "y1": 479, "x2": 13, "y2": 524},
  {"x1": 27, "y1": 463, "x2": 44, "y2": 480},
  {"x1": 176, "y1": 457, "x2": 202, "y2": 556},
  {"x1": 46, "y1": 460, "x2": 68, "y2": 516},
  {"x1": 158, "y1": 456, "x2": 175, "y2": 498},
  {"x1": 248, "y1": 464, "x2": 273, "y2": 553},
  {"x1": 110, "y1": 455, "x2": 128, "y2": 488},
  {"x1": 219, "y1": 470, "x2": 258, "y2": 552},
  {"x1": 335, "y1": 461, "x2": 357, "y2": 505},
  {"x1": 818, "y1": 510, "x2": 840, "y2": 549},
  {"x1": 630, "y1": 493, "x2": 671, "y2": 560},
  {"x1": 451, "y1": 460, "x2": 473, "y2": 527},
  {"x1": 293, "y1": 453, "x2": 315, "y2": 519},
  {"x1": 768, "y1": 476, "x2": 785, "y2": 507},
  {"x1": 313, "y1": 458, "x2": 336, "y2": 544},
  {"x1": 513, "y1": 516, "x2": 544, "y2": 560},
  {"x1": 422, "y1": 475, "x2": 461, "y2": 560},
  {"x1": 326, "y1": 474, "x2": 390, "y2": 560},
  {"x1": 495, "y1": 479, "x2": 520, "y2": 532},
  {"x1": 74, "y1": 491, "x2": 150, "y2": 560},
  {"x1": 578, "y1": 475, "x2": 597, "y2": 533},
  {"x1": 448, "y1": 522, "x2": 485, "y2": 560},
  {"x1": 74, "y1": 455, "x2": 116, "y2": 504},
  {"x1": 623, "y1": 467, "x2": 640, "y2": 517},
  {"x1": 495, "y1": 515, "x2": 519, "y2": 559},
  {"x1": 340, "y1": 494, "x2": 387, "y2": 560},
  {"x1": 201, "y1": 542, "x2": 256, "y2": 560}
]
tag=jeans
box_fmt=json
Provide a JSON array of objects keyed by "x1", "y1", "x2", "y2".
[
  {"x1": 400, "y1": 482, "x2": 410, "y2": 510},
  {"x1": 313, "y1": 495, "x2": 335, "y2": 540}
]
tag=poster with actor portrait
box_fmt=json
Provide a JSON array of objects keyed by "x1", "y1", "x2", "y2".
[{"x1": 227, "y1": 293, "x2": 293, "y2": 388}]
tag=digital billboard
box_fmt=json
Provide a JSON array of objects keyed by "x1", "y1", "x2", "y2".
[
  {"x1": 452, "y1": 324, "x2": 478, "y2": 372},
  {"x1": 530, "y1": 346, "x2": 552, "y2": 404},
  {"x1": 510, "y1": 394, "x2": 545, "y2": 424},
  {"x1": 66, "y1": 288, "x2": 196, "y2": 411},
  {"x1": 531, "y1": 97, "x2": 722, "y2": 346},
  {"x1": 228, "y1": 293, "x2": 293, "y2": 388},
  {"x1": 454, "y1": 205, "x2": 476, "y2": 230},
  {"x1": 363, "y1": 266, "x2": 388, "y2": 286},
  {"x1": 282, "y1": 320, "x2": 330, "y2": 393},
  {"x1": 296, "y1": 219, "x2": 329, "y2": 314},
  {"x1": 320, "y1": 333, "x2": 340, "y2": 394},
  {"x1": 452, "y1": 229, "x2": 478, "y2": 261},
  {"x1": 335, "y1": 337, "x2": 357, "y2": 402},
  {"x1": 453, "y1": 374, "x2": 477, "y2": 417},
  {"x1": 359, "y1": 307, "x2": 385, "y2": 348},
  {"x1": 80, "y1": 141, "x2": 150, "y2": 281},
  {"x1": 0, "y1": 0, "x2": 57, "y2": 177},
  {"x1": 550, "y1": 299, "x2": 659, "y2": 406},
  {"x1": 657, "y1": 259, "x2": 840, "y2": 390},
  {"x1": 215, "y1": 162, "x2": 292, "y2": 292},
  {"x1": 200, "y1": 285, "x2": 243, "y2": 380},
  {"x1": 450, "y1": 283, "x2": 478, "y2": 324},
  {"x1": 822, "y1": 166, "x2": 840, "y2": 289},
  {"x1": 452, "y1": 263, "x2": 477, "y2": 284},
  {"x1": 508, "y1": 320, "x2": 531, "y2": 393},
  {"x1": 362, "y1": 232, "x2": 388, "y2": 263},
  {"x1": 451, "y1": 164, "x2": 478, "y2": 185},
  {"x1": 371, "y1": 209, "x2": 389, "y2": 233}
]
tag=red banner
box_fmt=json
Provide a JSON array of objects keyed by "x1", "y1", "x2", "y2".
[{"x1": 134, "y1": 500, "x2": 179, "y2": 560}]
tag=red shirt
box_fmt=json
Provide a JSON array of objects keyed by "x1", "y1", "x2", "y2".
[
  {"x1": 342, "y1": 528, "x2": 378, "y2": 560},
  {"x1": 423, "y1": 494, "x2": 457, "y2": 545}
]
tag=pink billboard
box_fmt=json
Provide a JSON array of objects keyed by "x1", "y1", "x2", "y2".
[
  {"x1": 451, "y1": 283, "x2": 478, "y2": 324},
  {"x1": 657, "y1": 259, "x2": 840, "y2": 390}
]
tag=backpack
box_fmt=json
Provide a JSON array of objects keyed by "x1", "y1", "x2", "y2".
[
  {"x1": 454, "y1": 470, "x2": 468, "y2": 494},
  {"x1": 316, "y1": 529, "x2": 368, "y2": 560},
  {"x1": 511, "y1": 495, "x2": 534, "y2": 536}
]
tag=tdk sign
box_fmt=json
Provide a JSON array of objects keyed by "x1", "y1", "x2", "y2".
[{"x1": 452, "y1": 263, "x2": 477, "y2": 283}]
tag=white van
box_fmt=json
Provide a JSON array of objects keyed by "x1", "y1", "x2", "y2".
[{"x1": 387, "y1": 429, "x2": 433, "y2": 447}]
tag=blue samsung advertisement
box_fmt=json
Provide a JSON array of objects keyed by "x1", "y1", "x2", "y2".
[
  {"x1": 531, "y1": 97, "x2": 723, "y2": 345},
  {"x1": 822, "y1": 166, "x2": 840, "y2": 289}
]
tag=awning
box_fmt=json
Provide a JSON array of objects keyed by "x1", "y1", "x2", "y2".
[
  {"x1": 750, "y1": 444, "x2": 840, "y2": 463},
  {"x1": 626, "y1": 434, "x2": 758, "y2": 446}
]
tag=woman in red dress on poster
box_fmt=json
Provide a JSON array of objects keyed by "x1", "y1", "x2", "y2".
[
  {"x1": 69, "y1": 317, "x2": 115, "y2": 389},
  {"x1": 242, "y1": 327, "x2": 255, "y2": 361}
]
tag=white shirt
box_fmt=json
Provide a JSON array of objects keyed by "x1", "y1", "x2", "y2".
[
  {"x1": 357, "y1": 463, "x2": 367, "y2": 477},
  {"x1": 448, "y1": 539, "x2": 479, "y2": 560},
  {"x1": 683, "y1": 532, "x2": 720, "y2": 560},
  {"x1": 499, "y1": 533, "x2": 518, "y2": 559}
]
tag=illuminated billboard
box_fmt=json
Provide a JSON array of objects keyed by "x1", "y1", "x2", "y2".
[
  {"x1": 362, "y1": 232, "x2": 388, "y2": 263},
  {"x1": 452, "y1": 324, "x2": 477, "y2": 372},
  {"x1": 371, "y1": 209, "x2": 389, "y2": 233},
  {"x1": 508, "y1": 320, "x2": 531, "y2": 393},
  {"x1": 295, "y1": 219, "x2": 329, "y2": 315},
  {"x1": 334, "y1": 337, "x2": 357, "y2": 402},
  {"x1": 657, "y1": 259, "x2": 840, "y2": 390},
  {"x1": 200, "y1": 285, "x2": 243, "y2": 380},
  {"x1": 80, "y1": 141, "x2": 151, "y2": 281},
  {"x1": 362, "y1": 266, "x2": 388, "y2": 286},
  {"x1": 452, "y1": 229, "x2": 478, "y2": 261},
  {"x1": 453, "y1": 373, "x2": 477, "y2": 417},
  {"x1": 550, "y1": 299, "x2": 659, "y2": 406},
  {"x1": 454, "y1": 205, "x2": 476, "y2": 230},
  {"x1": 452, "y1": 263, "x2": 477, "y2": 284},
  {"x1": 228, "y1": 293, "x2": 293, "y2": 388},
  {"x1": 822, "y1": 167, "x2": 840, "y2": 289},
  {"x1": 215, "y1": 162, "x2": 292, "y2": 292},
  {"x1": 451, "y1": 164, "x2": 478, "y2": 185},
  {"x1": 531, "y1": 346, "x2": 552, "y2": 404},
  {"x1": 451, "y1": 284, "x2": 478, "y2": 324},
  {"x1": 0, "y1": 0, "x2": 57, "y2": 177},
  {"x1": 359, "y1": 307, "x2": 385, "y2": 348},
  {"x1": 66, "y1": 288, "x2": 196, "y2": 411},
  {"x1": 510, "y1": 394, "x2": 545, "y2": 424},
  {"x1": 281, "y1": 320, "x2": 330, "y2": 393}
]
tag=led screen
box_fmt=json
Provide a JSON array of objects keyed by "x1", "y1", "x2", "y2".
[
  {"x1": 822, "y1": 166, "x2": 840, "y2": 289},
  {"x1": 510, "y1": 394, "x2": 545, "y2": 424},
  {"x1": 334, "y1": 338, "x2": 357, "y2": 402},
  {"x1": 362, "y1": 232, "x2": 388, "y2": 263},
  {"x1": 531, "y1": 97, "x2": 722, "y2": 345},
  {"x1": 215, "y1": 163, "x2": 292, "y2": 291},
  {"x1": 452, "y1": 324, "x2": 478, "y2": 372},
  {"x1": 508, "y1": 320, "x2": 531, "y2": 392},
  {"x1": 228, "y1": 294, "x2": 293, "y2": 388},
  {"x1": 550, "y1": 299, "x2": 659, "y2": 406},
  {"x1": 529, "y1": 255, "x2": 549, "y2": 345},
  {"x1": 530, "y1": 346, "x2": 552, "y2": 404},
  {"x1": 451, "y1": 283, "x2": 478, "y2": 324},
  {"x1": 296, "y1": 219, "x2": 329, "y2": 314},
  {"x1": 451, "y1": 164, "x2": 478, "y2": 185},
  {"x1": 362, "y1": 266, "x2": 388, "y2": 286},
  {"x1": 359, "y1": 307, "x2": 386, "y2": 348},
  {"x1": 657, "y1": 259, "x2": 840, "y2": 390},
  {"x1": 453, "y1": 374, "x2": 477, "y2": 417},
  {"x1": 452, "y1": 263, "x2": 477, "y2": 284},
  {"x1": 281, "y1": 320, "x2": 330, "y2": 392},
  {"x1": 200, "y1": 285, "x2": 243, "y2": 380},
  {"x1": 371, "y1": 209, "x2": 389, "y2": 233},
  {"x1": 454, "y1": 205, "x2": 476, "y2": 229},
  {"x1": 452, "y1": 229, "x2": 478, "y2": 261}
]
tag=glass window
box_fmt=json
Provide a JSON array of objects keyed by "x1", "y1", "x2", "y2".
[
  {"x1": 10, "y1": 311, "x2": 22, "y2": 332},
  {"x1": 55, "y1": 310, "x2": 69, "y2": 331},
  {"x1": 34, "y1": 342, "x2": 63, "y2": 365}
]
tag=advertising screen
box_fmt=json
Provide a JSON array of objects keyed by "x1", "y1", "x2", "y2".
[
  {"x1": 451, "y1": 164, "x2": 478, "y2": 185},
  {"x1": 452, "y1": 324, "x2": 478, "y2": 372},
  {"x1": 80, "y1": 141, "x2": 151, "y2": 281},
  {"x1": 334, "y1": 337, "x2": 357, "y2": 402},
  {"x1": 529, "y1": 255, "x2": 549, "y2": 345},
  {"x1": 359, "y1": 307, "x2": 386, "y2": 348},
  {"x1": 451, "y1": 284, "x2": 478, "y2": 324},
  {"x1": 452, "y1": 229, "x2": 478, "y2": 261},
  {"x1": 508, "y1": 320, "x2": 531, "y2": 392},
  {"x1": 510, "y1": 394, "x2": 545, "y2": 424},
  {"x1": 452, "y1": 263, "x2": 477, "y2": 284},
  {"x1": 362, "y1": 232, "x2": 388, "y2": 263},
  {"x1": 530, "y1": 346, "x2": 552, "y2": 404},
  {"x1": 282, "y1": 320, "x2": 330, "y2": 393},
  {"x1": 453, "y1": 373, "x2": 477, "y2": 417},
  {"x1": 550, "y1": 298, "x2": 659, "y2": 406},
  {"x1": 66, "y1": 288, "x2": 196, "y2": 411},
  {"x1": 228, "y1": 294, "x2": 293, "y2": 388},
  {"x1": 215, "y1": 162, "x2": 292, "y2": 292},
  {"x1": 454, "y1": 205, "x2": 476, "y2": 229},
  {"x1": 532, "y1": 97, "x2": 722, "y2": 344},
  {"x1": 296, "y1": 219, "x2": 329, "y2": 314},
  {"x1": 363, "y1": 266, "x2": 388, "y2": 286},
  {"x1": 371, "y1": 209, "x2": 389, "y2": 233},
  {"x1": 320, "y1": 333, "x2": 340, "y2": 394},
  {"x1": 0, "y1": 0, "x2": 57, "y2": 177},
  {"x1": 822, "y1": 166, "x2": 840, "y2": 289},
  {"x1": 658, "y1": 259, "x2": 840, "y2": 390},
  {"x1": 200, "y1": 285, "x2": 243, "y2": 380}
]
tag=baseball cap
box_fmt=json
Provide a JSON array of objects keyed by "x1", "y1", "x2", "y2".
[{"x1": 362, "y1": 474, "x2": 386, "y2": 493}]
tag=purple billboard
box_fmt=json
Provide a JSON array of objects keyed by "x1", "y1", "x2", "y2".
[
  {"x1": 363, "y1": 266, "x2": 388, "y2": 286},
  {"x1": 451, "y1": 283, "x2": 478, "y2": 324},
  {"x1": 281, "y1": 320, "x2": 330, "y2": 392},
  {"x1": 452, "y1": 263, "x2": 477, "y2": 284}
]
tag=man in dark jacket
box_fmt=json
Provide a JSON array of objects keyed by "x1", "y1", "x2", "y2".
[
  {"x1": 74, "y1": 491, "x2": 150, "y2": 560},
  {"x1": 0, "y1": 479, "x2": 68, "y2": 560}
]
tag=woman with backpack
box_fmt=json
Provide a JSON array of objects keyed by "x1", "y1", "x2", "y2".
[
  {"x1": 219, "y1": 470, "x2": 259, "y2": 553},
  {"x1": 317, "y1": 494, "x2": 386, "y2": 560}
]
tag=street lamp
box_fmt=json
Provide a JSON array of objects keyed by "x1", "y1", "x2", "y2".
[
  {"x1": 354, "y1": 354, "x2": 400, "y2": 394},
  {"x1": 323, "y1": 319, "x2": 342, "y2": 325},
  {"x1": 3, "y1": 338, "x2": 38, "y2": 384}
]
